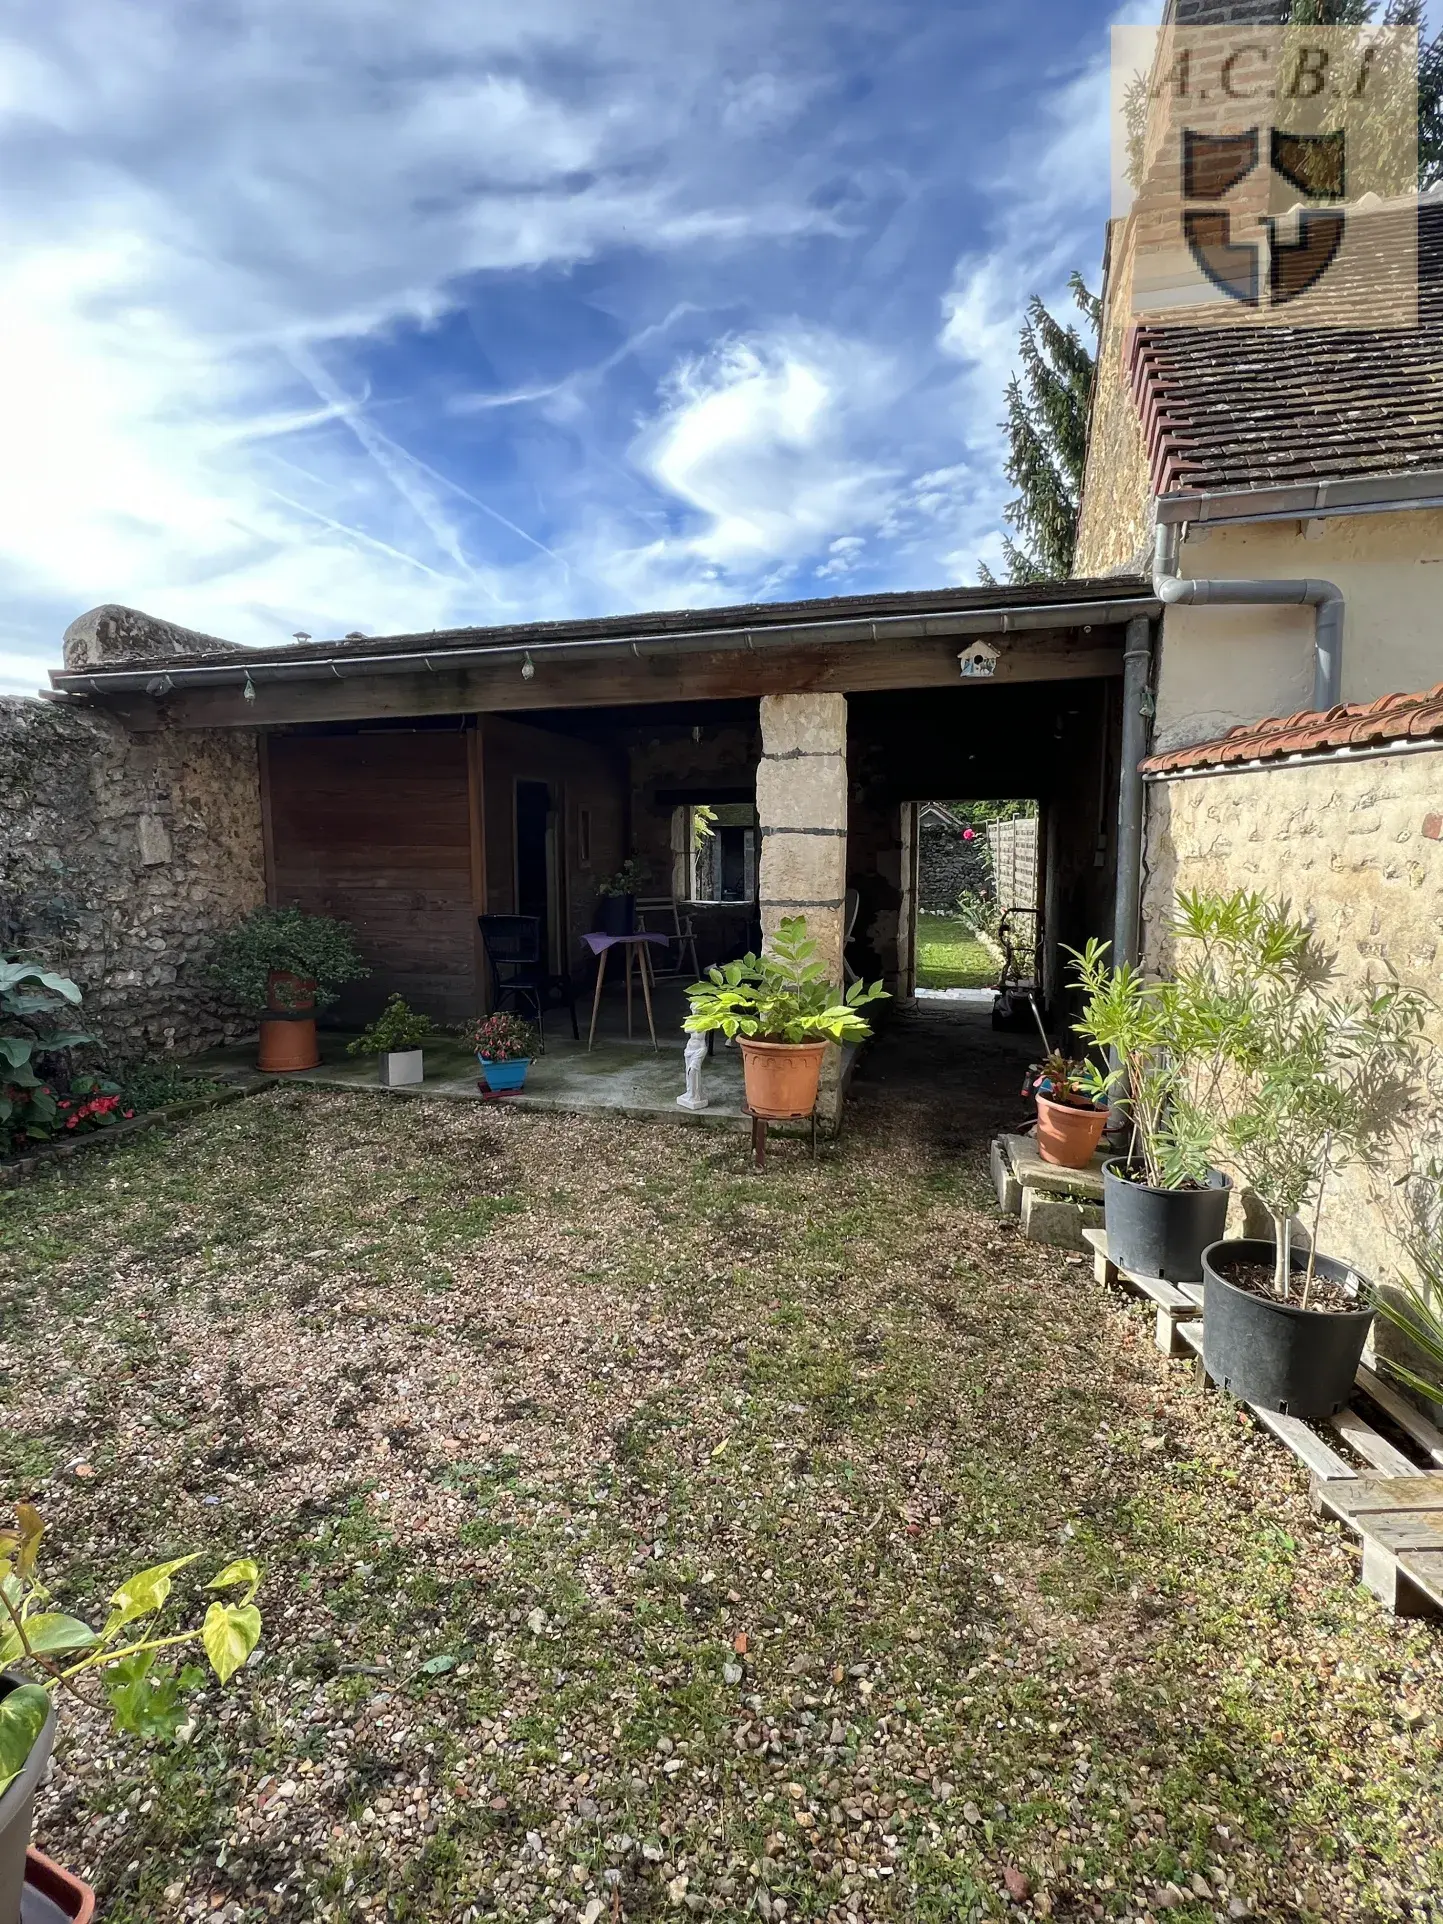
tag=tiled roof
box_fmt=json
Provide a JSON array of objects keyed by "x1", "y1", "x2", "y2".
[
  {"x1": 1131, "y1": 201, "x2": 1443, "y2": 497},
  {"x1": 1142, "y1": 682, "x2": 1443, "y2": 774}
]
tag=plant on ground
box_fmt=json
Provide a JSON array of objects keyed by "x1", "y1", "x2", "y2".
[
  {"x1": 1167, "y1": 890, "x2": 1429, "y2": 1304},
  {"x1": 210, "y1": 907, "x2": 369, "y2": 1012},
  {"x1": 106, "y1": 1057, "x2": 226, "y2": 1113},
  {"x1": 1, "y1": 957, "x2": 91, "y2": 1155},
  {"x1": 0, "y1": 1504, "x2": 263, "y2": 1796},
  {"x1": 347, "y1": 995, "x2": 435, "y2": 1057},
  {"x1": 596, "y1": 859, "x2": 652, "y2": 899},
  {"x1": 465, "y1": 1011, "x2": 538, "y2": 1061},
  {"x1": 1375, "y1": 1156, "x2": 1443, "y2": 1404},
  {"x1": 684, "y1": 915, "x2": 887, "y2": 1045}
]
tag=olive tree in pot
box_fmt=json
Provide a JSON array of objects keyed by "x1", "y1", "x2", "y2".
[
  {"x1": 1069, "y1": 899, "x2": 1235, "y2": 1282},
  {"x1": 0, "y1": 1505, "x2": 262, "y2": 1922},
  {"x1": 684, "y1": 915, "x2": 886, "y2": 1119},
  {"x1": 1192, "y1": 893, "x2": 1428, "y2": 1418},
  {"x1": 211, "y1": 907, "x2": 369, "y2": 1073}
]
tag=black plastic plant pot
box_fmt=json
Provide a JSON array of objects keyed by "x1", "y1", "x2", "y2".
[
  {"x1": 0, "y1": 1671, "x2": 56, "y2": 1924},
  {"x1": 1102, "y1": 1160, "x2": 1232, "y2": 1284},
  {"x1": 596, "y1": 894, "x2": 635, "y2": 937},
  {"x1": 1201, "y1": 1239, "x2": 1374, "y2": 1418}
]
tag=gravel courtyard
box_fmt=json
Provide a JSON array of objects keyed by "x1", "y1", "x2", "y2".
[{"x1": 2, "y1": 1033, "x2": 1441, "y2": 1924}]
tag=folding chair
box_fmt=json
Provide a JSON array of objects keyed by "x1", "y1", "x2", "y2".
[
  {"x1": 477, "y1": 914, "x2": 580, "y2": 1049},
  {"x1": 634, "y1": 896, "x2": 701, "y2": 981}
]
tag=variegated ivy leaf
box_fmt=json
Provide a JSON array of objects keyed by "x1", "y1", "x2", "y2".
[
  {"x1": 101, "y1": 1555, "x2": 202, "y2": 1635},
  {"x1": 0, "y1": 1611, "x2": 97, "y2": 1670},
  {"x1": 0, "y1": 1683, "x2": 50, "y2": 1798},
  {"x1": 201, "y1": 1602, "x2": 261, "y2": 1684}
]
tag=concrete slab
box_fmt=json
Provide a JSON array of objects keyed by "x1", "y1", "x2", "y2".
[
  {"x1": 193, "y1": 1026, "x2": 753, "y2": 1129},
  {"x1": 1021, "y1": 1187, "x2": 1104, "y2": 1251},
  {"x1": 998, "y1": 1132, "x2": 1109, "y2": 1201}
]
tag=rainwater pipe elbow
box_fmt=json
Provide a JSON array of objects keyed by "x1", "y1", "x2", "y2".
[{"x1": 1152, "y1": 522, "x2": 1343, "y2": 713}]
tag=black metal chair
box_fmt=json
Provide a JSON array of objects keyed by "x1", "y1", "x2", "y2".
[{"x1": 477, "y1": 915, "x2": 580, "y2": 1050}]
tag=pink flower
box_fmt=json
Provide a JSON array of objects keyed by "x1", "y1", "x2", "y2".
[{"x1": 962, "y1": 828, "x2": 975, "y2": 841}]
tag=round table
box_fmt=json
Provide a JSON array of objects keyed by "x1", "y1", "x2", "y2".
[{"x1": 581, "y1": 931, "x2": 671, "y2": 1051}]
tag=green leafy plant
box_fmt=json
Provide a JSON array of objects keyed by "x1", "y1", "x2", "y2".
[
  {"x1": 211, "y1": 907, "x2": 369, "y2": 1012},
  {"x1": 690, "y1": 805, "x2": 718, "y2": 851},
  {"x1": 1157, "y1": 890, "x2": 1429, "y2": 1304},
  {"x1": 1376, "y1": 1158, "x2": 1443, "y2": 1405},
  {"x1": 1, "y1": 958, "x2": 91, "y2": 1155},
  {"x1": 0, "y1": 1504, "x2": 262, "y2": 1795},
  {"x1": 107, "y1": 1057, "x2": 226, "y2": 1113},
  {"x1": 464, "y1": 1011, "x2": 538, "y2": 1061},
  {"x1": 596, "y1": 858, "x2": 652, "y2": 898},
  {"x1": 347, "y1": 995, "x2": 434, "y2": 1057},
  {"x1": 1024, "y1": 1051, "x2": 1099, "y2": 1112},
  {"x1": 684, "y1": 916, "x2": 887, "y2": 1046}
]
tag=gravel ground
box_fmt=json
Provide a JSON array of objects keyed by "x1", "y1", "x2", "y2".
[{"x1": 2, "y1": 1064, "x2": 1441, "y2": 1924}]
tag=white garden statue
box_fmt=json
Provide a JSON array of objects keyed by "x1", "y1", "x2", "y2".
[{"x1": 676, "y1": 1029, "x2": 709, "y2": 1110}]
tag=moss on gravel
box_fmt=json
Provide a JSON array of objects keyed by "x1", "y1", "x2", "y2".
[{"x1": 0, "y1": 1081, "x2": 1440, "y2": 1923}]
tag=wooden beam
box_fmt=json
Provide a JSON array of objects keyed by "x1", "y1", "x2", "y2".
[{"x1": 95, "y1": 630, "x2": 1124, "y2": 732}]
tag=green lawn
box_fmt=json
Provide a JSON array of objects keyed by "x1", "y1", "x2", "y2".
[
  {"x1": 2, "y1": 1088, "x2": 1440, "y2": 1922},
  {"x1": 915, "y1": 914, "x2": 996, "y2": 991}
]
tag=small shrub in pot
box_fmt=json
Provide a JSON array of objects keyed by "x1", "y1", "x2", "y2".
[
  {"x1": 211, "y1": 907, "x2": 369, "y2": 1073},
  {"x1": 466, "y1": 1011, "x2": 538, "y2": 1092},
  {"x1": 594, "y1": 858, "x2": 652, "y2": 937},
  {"x1": 347, "y1": 994, "x2": 434, "y2": 1087}
]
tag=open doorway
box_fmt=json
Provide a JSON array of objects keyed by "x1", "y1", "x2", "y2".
[
  {"x1": 914, "y1": 800, "x2": 1040, "y2": 1011},
  {"x1": 515, "y1": 778, "x2": 561, "y2": 972}
]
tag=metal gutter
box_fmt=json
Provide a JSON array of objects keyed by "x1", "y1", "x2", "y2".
[
  {"x1": 1153, "y1": 523, "x2": 1344, "y2": 712},
  {"x1": 1157, "y1": 468, "x2": 1443, "y2": 529},
  {"x1": 51, "y1": 595, "x2": 1160, "y2": 698},
  {"x1": 1144, "y1": 733, "x2": 1443, "y2": 782},
  {"x1": 1113, "y1": 615, "x2": 1155, "y2": 973}
]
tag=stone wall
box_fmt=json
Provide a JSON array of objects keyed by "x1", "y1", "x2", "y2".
[
  {"x1": 1142, "y1": 749, "x2": 1443, "y2": 1286},
  {"x1": 0, "y1": 697, "x2": 265, "y2": 1059},
  {"x1": 918, "y1": 823, "x2": 990, "y2": 913}
]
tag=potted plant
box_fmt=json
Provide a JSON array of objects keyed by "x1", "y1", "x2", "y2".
[
  {"x1": 211, "y1": 907, "x2": 369, "y2": 1073},
  {"x1": 1, "y1": 1505, "x2": 262, "y2": 1923},
  {"x1": 1184, "y1": 891, "x2": 1428, "y2": 1418},
  {"x1": 346, "y1": 994, "x2": 434, "y2": 1087},
  {"x1": 466, "y1": 1011, "x2": 538, "y2": 1093},
  {"x1": 594, "y1": 859, "x2": 652, "y2": 938},
  {"x1": 684, "y1": 916, "x2": 886, "y2": 1120},
  {"x1": 1024, "y1": 1052, "x2": 1107, "y2": 1170},
  {"x1": 1069, "y1": 915, "x2": 1231, "y2": 1282}
]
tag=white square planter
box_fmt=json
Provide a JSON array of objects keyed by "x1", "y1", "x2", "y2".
[{"x1": 378, "y1": 1049, "x2": 424, "y2": 1087}]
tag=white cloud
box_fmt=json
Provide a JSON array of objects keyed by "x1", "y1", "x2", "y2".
[{"x1": 634, "y1": 329, "x2": 901, "y2": 572}]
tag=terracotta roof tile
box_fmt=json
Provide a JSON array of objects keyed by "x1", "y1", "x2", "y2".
[
  {"x1": 1130, "y1": 202, "x2": 1443, "y2": 495},
  {"x1": 1141, "y1": 682, "x2": 1443, "y2": 774}
]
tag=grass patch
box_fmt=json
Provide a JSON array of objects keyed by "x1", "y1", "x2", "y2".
[{"x1": 915, "y1": 914, "x2": 996, "y2": 990}]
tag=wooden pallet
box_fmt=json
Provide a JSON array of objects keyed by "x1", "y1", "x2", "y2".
[{"x1": 1084, "y1": 1227, "x2": 1443, "y2": 1617}]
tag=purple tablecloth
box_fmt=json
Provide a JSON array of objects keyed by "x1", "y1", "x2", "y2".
[{"x1": 582, "y1": 931, "x2": 671, "y2": 956}]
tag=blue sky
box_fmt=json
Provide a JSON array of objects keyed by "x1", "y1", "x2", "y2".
[{"x1": 0, "y1": 0, "x2": 1147, "y2": 692}]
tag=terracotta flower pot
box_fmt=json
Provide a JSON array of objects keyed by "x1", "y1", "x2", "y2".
[
  {"x1": 738, "y1": 1037, "x2": 827, "y2": 1119},
  {"x1": 1034, "y1": 1093, "x2": 1107, "y2": 1168},
  {"x1": 257, "y1": 969, "x2": 321, "y2": 1072}
]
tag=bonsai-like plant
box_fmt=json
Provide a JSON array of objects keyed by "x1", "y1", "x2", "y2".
[
  {"x1": 684, "y1": 915, "x2": 887, "y2": 1045},
  {"x1": 1, "y1": 958, "x2": 91, "y2": 1153},
  {"x1": 596, "y1": 858, "x2": 651, "y2": 899},
  {"x1": 1174, "y1": 891, "x2": 1428, "y2": 1304},
  {"x1": 0, "y1": 1505, "x2": 262, "y2": 1795},
  {"x1": 211, "y1": 907, "x2": 369, "y2": 1013},
  {"x1": 464, "y1": 1011, "x2": 538, "y2": 1061},
  {"x1": 346, "y1": 995, "x2": 434, "y2": 1057}
]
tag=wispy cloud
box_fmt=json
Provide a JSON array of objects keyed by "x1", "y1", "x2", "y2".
[{"x1": 0, "y1": 0, "x2": 1136, "y2": 692}]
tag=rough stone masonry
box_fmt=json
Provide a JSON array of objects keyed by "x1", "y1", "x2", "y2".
[{"x1": 1, "y1": 607, "x2": 265, "y2": 1060}]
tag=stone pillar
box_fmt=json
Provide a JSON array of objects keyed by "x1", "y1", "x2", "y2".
[{"x1": 757, "y1": 693, "x2": 848, "y2": 1124}]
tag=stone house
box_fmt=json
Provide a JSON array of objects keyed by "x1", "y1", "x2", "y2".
[{"x1": 1073, "y1": 0, "x2": 1443, "y2": 1278}]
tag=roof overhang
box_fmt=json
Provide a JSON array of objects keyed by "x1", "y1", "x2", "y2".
[
  {"x1": 48, "y1": 583, "x2": 1159, "y2": 731},
  {"x1": 1157, "y1": 468, "x2": 1443, "y2": 530}
]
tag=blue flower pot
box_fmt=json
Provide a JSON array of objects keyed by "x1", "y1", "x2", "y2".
[{"x1": 477, "y1": 1055, "x2": 530, "y2": 1092}]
